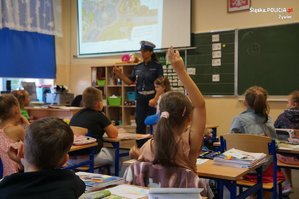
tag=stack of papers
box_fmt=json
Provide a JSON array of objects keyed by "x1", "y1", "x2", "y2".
[
  {"x1": 76, "y1": 172, "x2": 125, "y2": 192},
  {"x1": 214, "y1": 148, "x2": 266, "y2": 168}
]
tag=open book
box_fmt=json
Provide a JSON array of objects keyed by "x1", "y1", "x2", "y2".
[
  {"x1": 214, "y1": 148, "x2": 266, "y2": 168},
  {"x1": 76, "y1": 172, "x2": 125, "y2": 192},
  {"x1": 73, "y1": 136, "x2": 97, "y2": 145}
]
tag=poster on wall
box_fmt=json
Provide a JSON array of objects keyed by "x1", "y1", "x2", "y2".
[{"x1": 227, "y1": 0, "x2": 251, "y2": 12}]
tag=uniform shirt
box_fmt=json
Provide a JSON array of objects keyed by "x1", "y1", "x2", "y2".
[
  {"x1": 70, "y1": 108, "x2": 111, "y2": 153},
  {"x1": 230, "y1": 108, "x2": 277, "y2": 139},
  {"x1": 129, "y1": 60, "x2": 163, "y2": 92},
  {"x1": 0, "y1": 169, "x2": 85, "y2": 199}
]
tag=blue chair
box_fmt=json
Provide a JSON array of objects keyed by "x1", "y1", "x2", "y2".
[
  {"x1": 144, "y1": 114, "x2": 159, "y2": 134},
  {"x1": 220, "y1": 134, "x2": 283, "y2": 199}
]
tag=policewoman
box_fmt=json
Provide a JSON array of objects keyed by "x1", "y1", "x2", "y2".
[{"x1": 113, "y1": 41, "x2": 163, "y2": 147}]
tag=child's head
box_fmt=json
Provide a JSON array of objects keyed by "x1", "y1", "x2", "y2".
[
  {"x1": 11, "y1": 90, "x2": 30, "y2": 108},
  {"x1": 82, "y1": 87, "x2": 103, "y2": 110},
  {"x1": 0, "y1": 94, "x2": 20, "y2": 122},
  {"x1": 24, "y1": 117, "x2": 73, "y2": 169},
  {"x1": 244, "y1": 86, "x2": 269, "y2": 122},
  {"x1": 153, "y1": 91, "x2": 193, "y2": 166},
  {"x1": 287, "y1": 91, "x2": 299, "y2": 108},
  {"x1": 154, "y1": 76, "x2": 171, "y2": 94}
]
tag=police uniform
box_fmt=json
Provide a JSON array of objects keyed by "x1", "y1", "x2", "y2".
[{"x1": 129, "y1": 41, "x2": 163, "y2": 142}]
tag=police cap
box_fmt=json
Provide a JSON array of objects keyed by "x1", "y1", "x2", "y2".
[{"x1": 140, "y1": 40, "x2": 156, "y2": 51}]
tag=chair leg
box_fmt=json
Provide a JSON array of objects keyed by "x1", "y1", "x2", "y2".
[{"x1": 278, "y1": 183, "x2": 282, "y2": 199}]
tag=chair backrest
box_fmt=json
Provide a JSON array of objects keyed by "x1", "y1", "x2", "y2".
[
  {"x1": 70, "y1": 126, "x2": 88, "y2": 136},
  {"x1": 220, "y1": 134, "x2": 272, "y2": 154},
  {"x1": 124, "y1": 161, "x2": 205, "y2": 189},
  {"x1": 220, "y1": 134, "x2": 280, "y2": 197}
]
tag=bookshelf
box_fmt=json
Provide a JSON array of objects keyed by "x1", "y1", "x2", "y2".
[{"x1": 91, "y1": 63, "x2": 138, "y2": 127}]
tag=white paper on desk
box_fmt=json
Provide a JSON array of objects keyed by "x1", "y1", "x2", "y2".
[
  {"x1": 149, "y1": 188, "x2": 203, "y2": 199},
  {"x1": 107, "y1": 184, "x2": 148, "y2": 199},
  {"x1": 197, "y1": 158, "x2": 208, "y2": 165}
]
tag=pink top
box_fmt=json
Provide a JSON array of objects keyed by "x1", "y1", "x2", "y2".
[
  {"x1": 0, "y1": 128, "x2": 19, "y2": 176},
  {"x1": 138, "y1": 127, "x2": 197, "y2": 173}
]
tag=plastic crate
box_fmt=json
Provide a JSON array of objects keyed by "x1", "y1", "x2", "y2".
[
  {"x1": 96, "y1": 79, "x2": 106, "y2": 86},
  {"x1": 108, "y1": 96, "x2": 121, "y2": 106},
  {"x1": 126, "y1": 91, "x2": 136, "y2": 101}
]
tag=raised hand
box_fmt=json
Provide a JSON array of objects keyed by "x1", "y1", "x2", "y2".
[
  {"x1": 112, "y1": 66, "x2": 122, "y2": 77},
  {"x1": 167, "y1": 46, "x2": 183, "y2": 65}
]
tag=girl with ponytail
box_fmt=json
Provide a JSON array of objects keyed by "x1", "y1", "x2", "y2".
[{"x1": 230, "y1": 86, "x2": 276, "y2": 138}]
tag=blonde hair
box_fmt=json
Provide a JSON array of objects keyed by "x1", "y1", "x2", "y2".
[
  {"x1": 82, "y1": 87, "x2": 102, "y2": 109},
  {"x1": 289, "y1": 91, "x2": 299, "y2": 108}
]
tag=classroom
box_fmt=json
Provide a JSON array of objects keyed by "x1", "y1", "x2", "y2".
[{"x1": 0, "y1": 0, "x2": 299, "y2": 198}]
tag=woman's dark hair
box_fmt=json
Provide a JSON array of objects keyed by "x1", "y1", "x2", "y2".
[
  {"x1": 0, "y1": 94, "x2": 19, "y2": 122},
  {"x1": 154, "y1": 76, "x2": 171, "y2": 92},
  {"x1": 244, "y1": 86, "x2": 269, "y2": 123},
  {"x1": 151, "y1": 52, "x2": 158, "y2": 61},
  {"x1": 153, "y1": 91, "x2": 193, "y2": 167}
]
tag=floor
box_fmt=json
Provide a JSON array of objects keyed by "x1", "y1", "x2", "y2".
[{"x1": 289, "y1": 169, "x2": 299, "y2": 199}]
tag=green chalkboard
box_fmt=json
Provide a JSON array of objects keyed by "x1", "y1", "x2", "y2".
[
  {"x1": 238, "y1": 23, "x2": 299, "y2": 95},
  {"x1": 187, "y1": 31, "x2": 235, "y2": 95}
]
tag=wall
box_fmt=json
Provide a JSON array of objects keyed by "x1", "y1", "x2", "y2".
[{"x1": 56, "y1": 0, "x2": 299, "y2": 134}]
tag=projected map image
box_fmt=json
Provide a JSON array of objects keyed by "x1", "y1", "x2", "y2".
[{"x1": 81, "y1": 0, "x2": 159, "y2": 42}]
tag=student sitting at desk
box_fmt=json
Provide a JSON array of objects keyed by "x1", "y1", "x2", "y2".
[
  {"x1": 230, "y1": 86, "x2": 276, "y2": 138},
  {"x1": 11, "y1": 90, "x2": 31, "y2": 120},
  {"x1": 0, "y1": 94, "x2": 28, "y2": 177},
  {"x1": 275, "y1": 90, "x2": 299, "y2": 195},
  {"x1": 0, "y1": 118, "x2": 85, "y2": 199},
  {"x1": 144, "y1": 76, "x2": 171, "y2": 130},
  {"x1": 230, "y1": 86, "x2": 284, "y2": 198},
  {"x1": 69, "y1": 87, "x2": 118, "y2": 166},
  {"x1": 126, "y1": 47, "x2": 212, "y2": 197}
]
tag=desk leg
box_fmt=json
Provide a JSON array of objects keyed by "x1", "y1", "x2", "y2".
[
  {"x1": 217, "y1": 180, "x2": 223, "y2": 199},
  {"x1": 89, "y1": 147, "x2": 95, "y2": 173},
  {"x1": 112, "y1": 142, "x2": 120, "y2": 176},
  {"x1": 224, "y1": 181, "x2": 237, "y2": 199},
  {"x1": 257, "y1": 166, "x2": 263, "y2": 199}
]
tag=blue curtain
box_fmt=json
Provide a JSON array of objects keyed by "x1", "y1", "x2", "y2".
[{"x1": 0, "y1": 28, "x2": 56, "y2": 78}]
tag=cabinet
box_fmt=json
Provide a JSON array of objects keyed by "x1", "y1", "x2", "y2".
[{"x1": 91, "y1": 63, "x2": 137, "y2": 127}]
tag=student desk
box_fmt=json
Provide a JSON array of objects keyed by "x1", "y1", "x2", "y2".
[
  {"x1": 64, "y1": 142, "x2": 97, "y2": 172},
  {"x1": 197, "y1": 159, "x2": 263, "y2": 199},
  {"x1": 103, "y1": 133, "x2": 151, "y2": 176},
  {"x1": 25, "y1": 106, "x2": 82, "y2": 120},
  {"x1": 277, "y1": 143, "x2": 299, "y2": 169}
]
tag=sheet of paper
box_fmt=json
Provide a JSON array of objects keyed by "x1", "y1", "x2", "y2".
[
  {"x1": 107, "y1": 184, "x2": 148, "y2": 199},
  {"x1": 196, "y1": 158, "x2": 208, "y2": 165}
]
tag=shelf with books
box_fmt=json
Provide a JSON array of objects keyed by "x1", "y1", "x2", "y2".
[{"x1": 91, "y1": 64, "x2": 138, "y2": 127}]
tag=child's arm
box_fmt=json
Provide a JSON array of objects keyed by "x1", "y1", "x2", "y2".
[
  {"x1": 168, "y1": 47, "x2": 206, "y2": 158},
  {"x1": 104, "y1": 124, "x2": 118, "y2": 138},
  {"x1": 149, "y1": 92, "x2": 162, "y2": 107},
  {"x1": 113, "y1": 66, "x2": 133, "y2": 85}
]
